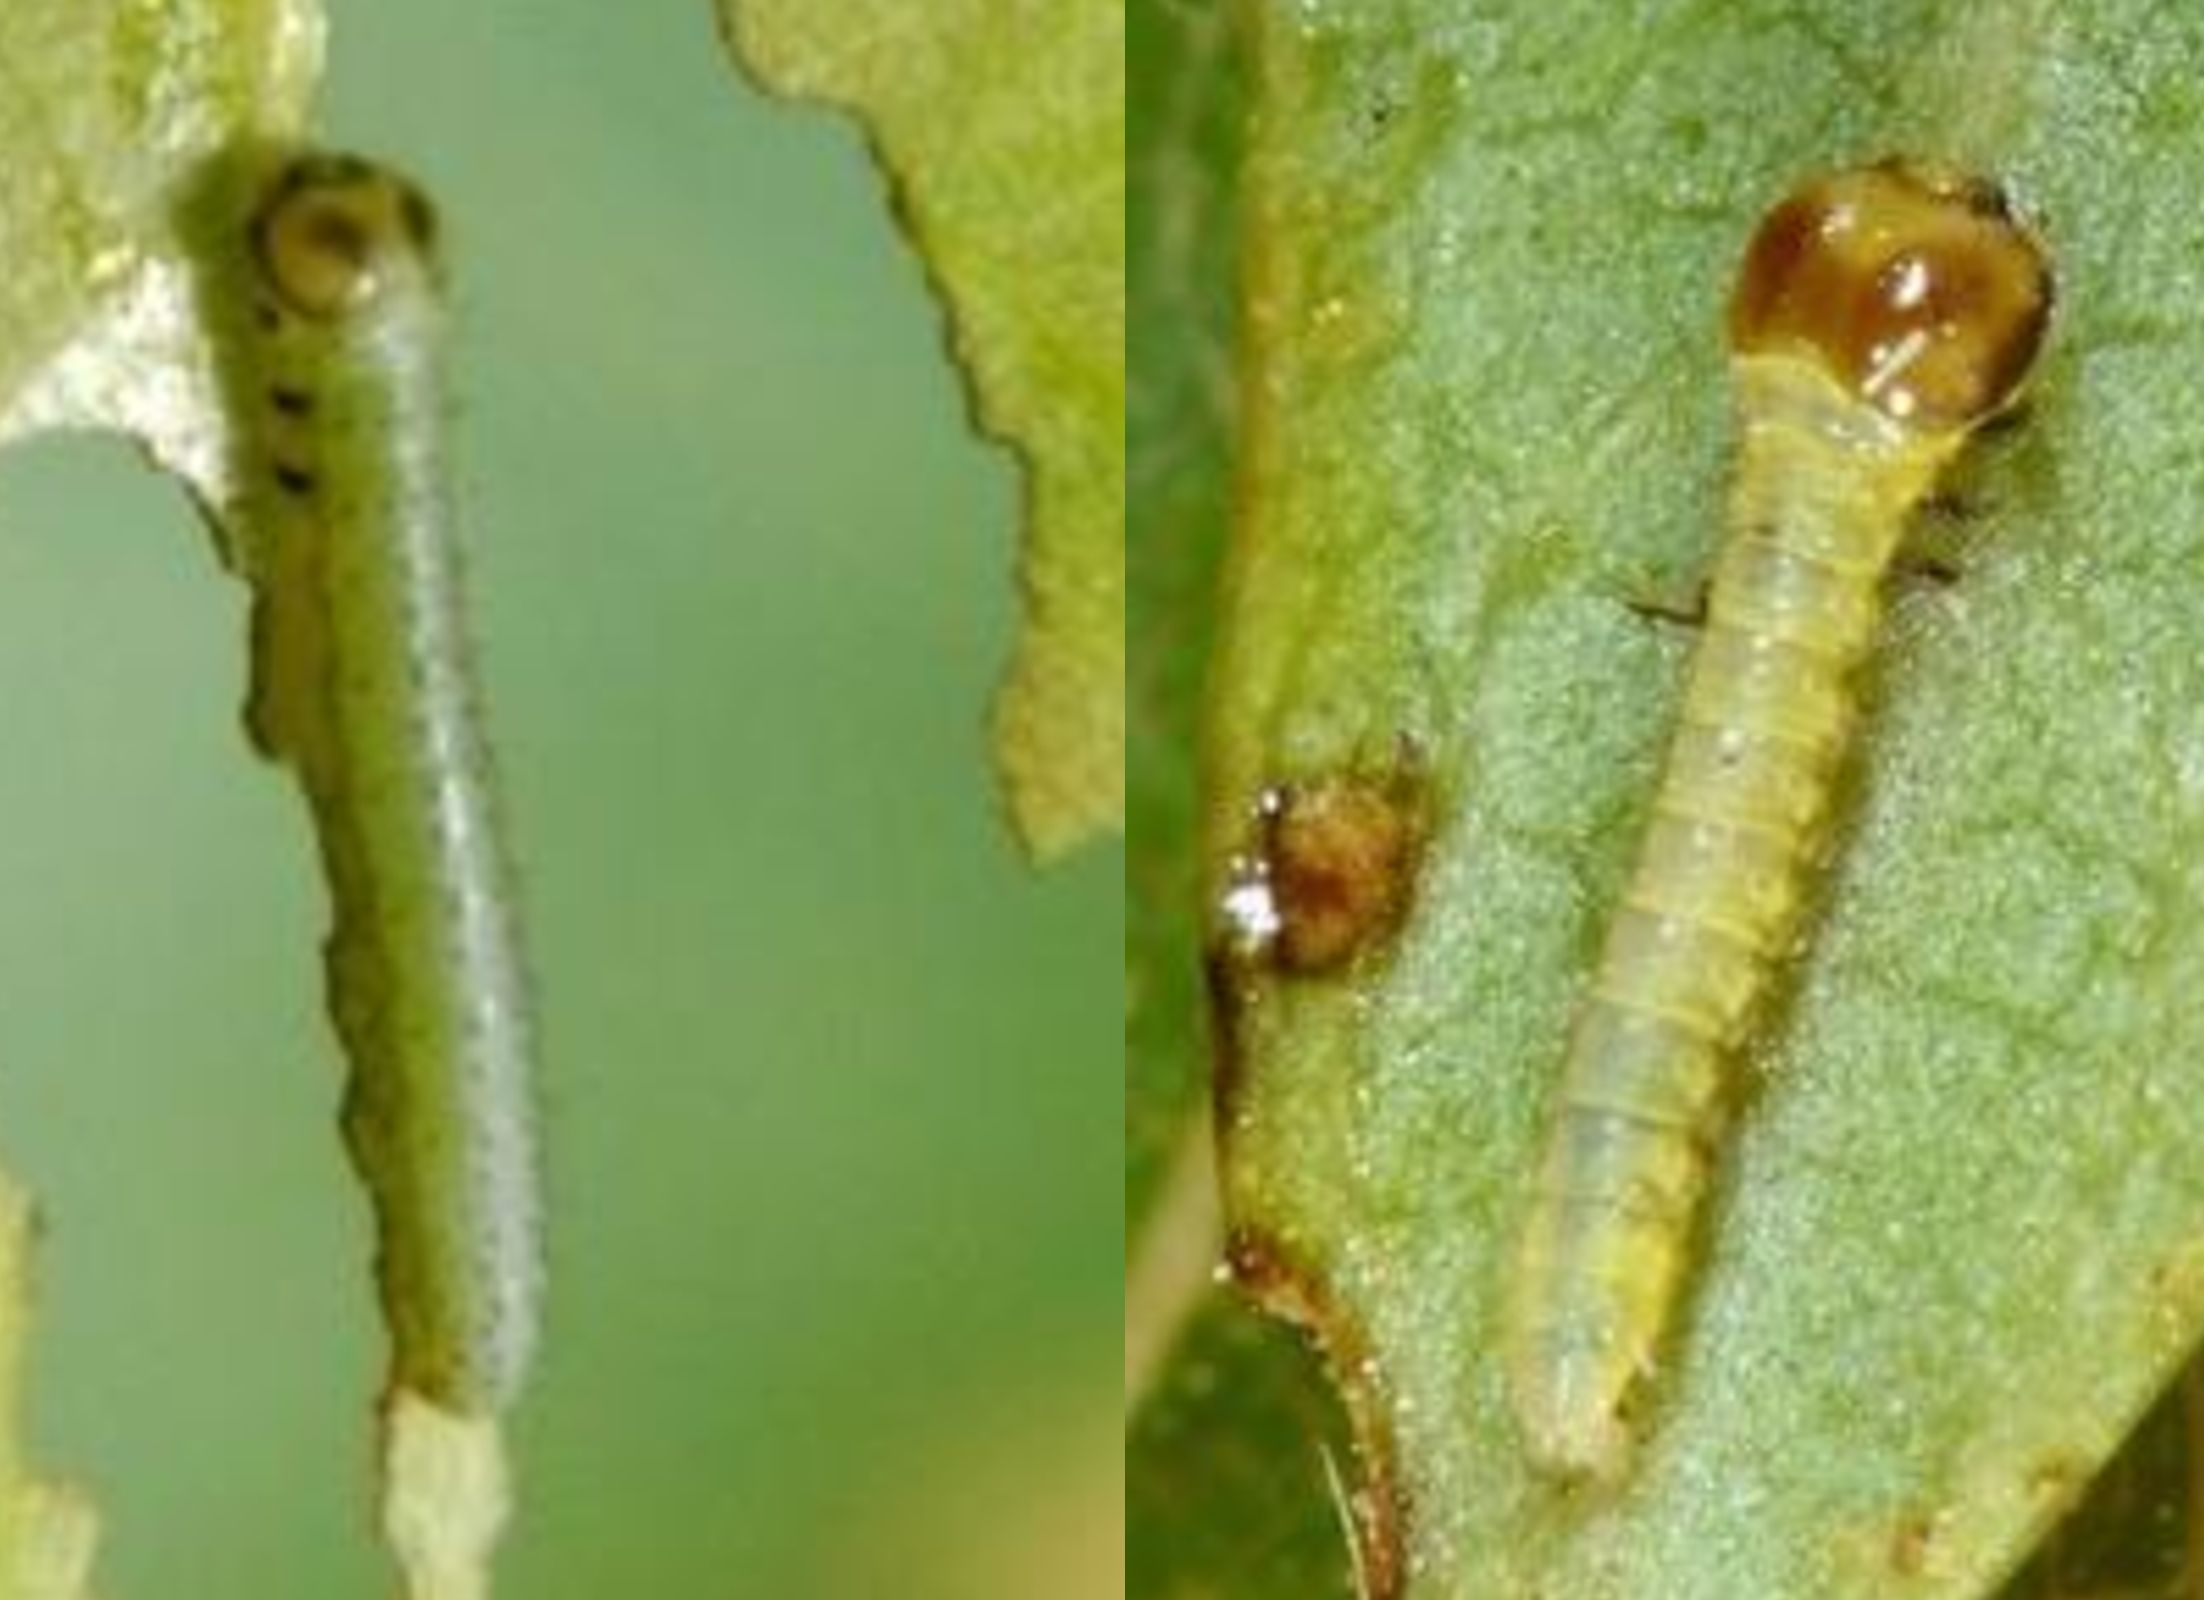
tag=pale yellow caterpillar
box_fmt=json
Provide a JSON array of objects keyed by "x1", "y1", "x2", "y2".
[
  {"x1": 233, "y1": 153, "x2": 542, "y2": 1419},
  {"x1": 1508, "y1": 160, "x2": 2053, "y2": 1484}
]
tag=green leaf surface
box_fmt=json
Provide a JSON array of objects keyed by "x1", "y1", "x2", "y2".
[
  {"x1": 722, "y1": 0, "x2": 1126, "y2": 862},
  {"x1": 1126, "y1": 2, "x2": 1374, "y2": 1593},
  {"x1": 0, "y1": 5, "x2": 322, "y2": 1592},
  {"x1": 1203, "y1": 3, "x2": 2204, "y2": 1597},
  {"x1": 1127, "y1": 0, "x2": 1238, "y2": 1247},
  {"x1": 1131, "y1": 1293, "x2": 1365, "y2": 1600},
  {"x1": 0, "y1": 0, "x2": 320, "y2": 470}
]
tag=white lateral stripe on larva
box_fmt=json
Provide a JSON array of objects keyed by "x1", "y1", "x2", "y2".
[{"x1": 238, "y1": 152, "x2": 543, "y2": 1414}]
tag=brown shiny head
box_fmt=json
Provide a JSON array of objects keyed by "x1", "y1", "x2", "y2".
[{"x1": 1727, "y1": 158, "x2": 2052, "y2": 431}]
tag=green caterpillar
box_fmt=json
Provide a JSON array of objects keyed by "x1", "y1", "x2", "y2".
[
  {"x1": 1508, "y1": 159, "x2": 2053, "y2": 1484},
  {"x1": 235, "y1": 153, "x2": 541, "y2": 1417}
]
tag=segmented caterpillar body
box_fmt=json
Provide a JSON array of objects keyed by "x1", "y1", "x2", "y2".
[
  {"x1": 239, "y1": 155, "x2": 541, "y2": 1416},
  {"x1": 1508, "y1": 161, "x2": 2052, "y2": 1484}
]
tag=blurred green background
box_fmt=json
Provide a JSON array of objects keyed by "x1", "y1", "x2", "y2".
[{"x1": 0, "y1": 2, "x2": 1117, "y2": 1594}]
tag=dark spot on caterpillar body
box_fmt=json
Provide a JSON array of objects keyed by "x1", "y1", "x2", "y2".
[
  {"x1": 269, "y1": 384, "x2": 316, "y2": 418},
  {"x1": 273, "y1": 462, "x2": 318, "y2": 497},
  {"x1": 1217, "y1": 760, "x2": 1430, "y2": 978}
]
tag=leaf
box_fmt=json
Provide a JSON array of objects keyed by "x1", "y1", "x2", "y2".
[
  {"x1": 1124, "y1": 0, "x2": 1374, "y2": 1594},
  {"x1": 0, "y1": 0, "x2": 321, "y2": 479},
  {"x1": 1204, "y1": 3, "x2": 2204, "y2": 1597},
  {"x1": 1126, "y1": 0, "x2": 1237, "y2": 1256},
  {"x1": 0, "y1": 4, "x2": 323, "y2": 1592},
  {"x1": 1131, "y1": 1294, "x2": 1367, "y2": 1600},
  {"x1": 721, "y1": 0, "x2": 1126, "y2": 862},
  {"x1": 2000, "y1": 1365, "x2": 2200, "y2": 1599}
]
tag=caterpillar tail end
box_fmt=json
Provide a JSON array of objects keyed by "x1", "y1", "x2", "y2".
[
  {"x1": 381, "y1": 1389, "x2": 510, "y2": 1600},
  {"x1": 1506, "y1": 1198, "x2": 1661, "y2": 1488},
  {"x1": 1507, "y1": 1337, "x2": 1644, "y2": 1489},
  {"x1": 13, "y1": 1481, "x2": 97, "y2": 1600}
]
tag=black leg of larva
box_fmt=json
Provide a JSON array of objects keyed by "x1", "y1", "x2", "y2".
[
  {"x1": 1975, "y1": 399, "x2": 2035, "y2": 437},
  {"x1": 1895, "y1": 484, "x2": 1984, "y2": 587},
  {"x1": 1625, "y1": 577, "x2": 1711, "y2": 629},
  {"x1": 1894, "y1": 551, "x2": 1965, "y2": 588},
  {"x1": 1916, "y1": 486, "x2": 1974, "y2": 521}
]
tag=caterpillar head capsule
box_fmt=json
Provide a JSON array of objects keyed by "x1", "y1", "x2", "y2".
[
  {"x1": 254, "y1": 154, "x2": 441, "y2": 321},
  {"x1": 1728, "y1": 159, "x2": 2052, "y2": 431}
]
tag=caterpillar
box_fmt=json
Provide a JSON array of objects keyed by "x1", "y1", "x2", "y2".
[
  {"x1": 1507, "y1": 159, "x2": 2053, "y2": 1484},
  {"x1": 235, "y1": 153, "x2": 542, "y2": 1418}
]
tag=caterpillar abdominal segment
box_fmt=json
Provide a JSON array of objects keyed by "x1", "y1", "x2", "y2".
[
  {"x1": 1507, "y1": 160, "x2": 2052, "y2": 1484},
  {"x1": 237, "y1": 152, "x2": 542, "y2": 1417}
]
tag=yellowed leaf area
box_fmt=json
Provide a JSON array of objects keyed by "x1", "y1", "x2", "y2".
[
  {"x1": 0, "y1": 0, "x2": 319, "y2": 449},
  {"x1": 0, "y1": 4, "x2": 323, "y2": 1593},
  {"x1": 725, "y1": 0, "x2": 1126, "y2": 861}
]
